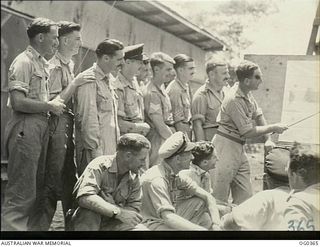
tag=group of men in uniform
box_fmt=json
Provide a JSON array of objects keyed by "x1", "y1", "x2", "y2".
[{"x1": 1, "y1": 17, "x2": 319, "y2": 231}]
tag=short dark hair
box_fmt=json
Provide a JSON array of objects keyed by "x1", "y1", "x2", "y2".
[
  {"x1": 235, "y1": 60, "x2": 259, "y2": 83},
  {"x1": 117, "y1": 133, "x2": 151, "y2": 154},
  {"x1": 173, "y1": 54, "x2": 193, "y2": 70},
  {"x1": 58, "y1": 21, "x2": 81, "y2": 37},
  {"x1": 289, "y1": 142, "x2": 320, "y2": 186},
  {"x1": 205, "y1": 59, "x2": 227, "y2": 75},
  {"x1": 27, "y1": 17, "x2": 57, "y2": 39},
  {"x1": 96, "y1": 38, "x2": 124, "y2": 58},
  {"x1": 192, "y1": 141, "x2": 214, "y2": 166},
  {"x1": 150, "y1": 52, "x2": 175, "y2": 73}
]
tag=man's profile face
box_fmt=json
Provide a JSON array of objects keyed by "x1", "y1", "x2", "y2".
[
  {"x1": 109, "y1": 50, "x2": 124, "y2": 73},
  {"x1": 128, "y1": 148, "x2": 149, "y2": 174},
  {"x1": 180, "y1": 61, "x2": 195, "y2": 82},
  {"x1": 248, "y1": 68, "x2": 263, "y2": 90},
  {"x1": 199, "y1": 149, "x2": 218, "y2": 172},
  {"x1": 127, "y1": 59, "x2": 143, "y2": 75},
  {"x1": 136, "y1": 63, "x2": 150, "y2": 81},
  {"x1": 64, "y1": 30, "x2": 82, "y2": 56},
  {"x1": 212, "y1": 65, "x2": 230, "y2": 89},
  {"x1": 157, "y1": 61, "x2": 175, "y2": 83},
  {"x1": 43, "y1": 26, "x2": 59, "y2": 56}
]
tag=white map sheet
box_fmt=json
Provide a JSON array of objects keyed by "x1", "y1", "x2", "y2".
[{"x1": 279, "y1": 60, "x2": 319, "y2": 144}]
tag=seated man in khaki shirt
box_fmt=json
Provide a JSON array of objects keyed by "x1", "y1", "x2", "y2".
[
  {"x1": 140, "y1": 132, "x2": 221, "y2": 230},
  {"x1": 71, "y1": 134, "x2": 150, "y2": 231}
]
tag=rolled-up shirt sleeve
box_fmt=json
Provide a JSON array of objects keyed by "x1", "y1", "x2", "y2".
[
  {"x1": 8, "y1": 58, "x2": 31, "y2": 95},
  {"x1": 76, "y1": 80, "x2": 100, "y2": 150},
  {"x1": 145, "y1": 178, "x2": 175, "y2": 217},
  {"x1": 75, "y1": 164, "x2": 103, "y2": 199},
  {"x1": 191, "y1": 93, "x2": 206, "y2": 123},
  {"x1": 227, "y1": 100, "x2": 254, "y2": 136}
]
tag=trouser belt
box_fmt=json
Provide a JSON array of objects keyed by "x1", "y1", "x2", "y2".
[{"x1": 217, "y1": 130, "x2": 245, "y2": 145}]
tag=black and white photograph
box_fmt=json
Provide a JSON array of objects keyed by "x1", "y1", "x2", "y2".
[{"x1": 0, "y1": 0, "x2": 319, "y2": 241}]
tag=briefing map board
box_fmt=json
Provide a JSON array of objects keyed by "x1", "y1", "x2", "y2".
[{"x1": 279, "y1": 60, "x2": 319, "y2": 144}]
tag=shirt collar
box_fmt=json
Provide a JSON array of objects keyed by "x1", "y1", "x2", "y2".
[
  {"x1": 190, "y1": 163, "x2": 207, "y2": 176},
  {"x1": 149, "y1": 81, "x2": 165, "y2": 94},
  {"x1": 161, "y1": 160, "x2": 176, "y2": 177},
  {"x1": 108, "y1": 154, "x2": 138, "y2": 181},
  {"x1": 108, "y1": 155, "x2": 118, "y2": 173},
  {"x1": 175, "y1": 78, "x2": 188, "y2": 91},
  {"x1": 235, "y1": 84, "x2": 253, "y2": 102},
  {"x1": 26, "y1": 45, "x2": 49, "y2": 67},
  {"x1": 118, "y1": 72, "x2": 135, "y2": 89},
  {"x1": 93, "y1": 62, "x2": 109, "y2": 82},
  {"x1": 205, "y1": 80, "x2": 224, "y2": 99},
  {"x1": 56, "y1": 51, "x2": 71, "y2": 65}
]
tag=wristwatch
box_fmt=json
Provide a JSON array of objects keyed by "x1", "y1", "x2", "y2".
[{"x1": 111, "y1": 208, "x2": 120, "y2": 219}]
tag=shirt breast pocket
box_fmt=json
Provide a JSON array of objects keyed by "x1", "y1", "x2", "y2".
[
  {"x1": 125, "y1": 94, "x2": 138, "y2": 117},
  {"x1": 29, "y1": 72, "x2": 47, "y2": 101},
  {"x1": 97, "y1": 93, "x2": 113, "y2": 113},
  {"x1": 181, "y1": 95, "x2": 191, "y2": 119},
  {"x1": 207, "y1": 99, "x2": 220, "y2": 123}
]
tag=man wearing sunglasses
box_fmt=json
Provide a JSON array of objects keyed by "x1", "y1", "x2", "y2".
[
  {"x1": 140, "y1": 131, "x2": 221, "y2": 230},
  {"x1": 211, "y1": 60, "x2": 288, "y2": 205}
]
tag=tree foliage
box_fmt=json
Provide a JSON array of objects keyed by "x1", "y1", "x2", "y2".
[{"x1": 172, "y1": 0, "x2": 281, "y2": 61}]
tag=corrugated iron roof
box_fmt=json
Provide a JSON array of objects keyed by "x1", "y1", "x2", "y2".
[{"x1": 107, "y1": 0, "x2": 225, "y2": 51}]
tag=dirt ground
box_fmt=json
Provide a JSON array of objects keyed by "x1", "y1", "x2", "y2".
[{"x1": 49, "y1": 143, "x2": 265, "y2": 231}]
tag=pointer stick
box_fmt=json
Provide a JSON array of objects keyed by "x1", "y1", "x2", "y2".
[{"x1": 287, "y1": 111, "x2": 320, "y2": 127}]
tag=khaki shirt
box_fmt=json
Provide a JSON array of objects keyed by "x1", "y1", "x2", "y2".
[
  {"x1": 233, "y1": 186, "x2": 290, "y2": 230},
  {"x1": 166, "y1": 78, "x2": 192, "y2": 124},
  {"x1": 74, "y1": 155, "x2": 142, "y2": 212},
  {"x1": 191, "y1": 81, "x2": 224, "y2": 129},
  {"x1": 177, "y1": 164, "x2": 212, "y2": 201},
  {"x1": 143, "y1": 82, "x2": 174, "y2": 129},
  {"x1": 48, "y1": 52, "x2": 75, "y2": 111},
  {"x1": 141, "y1": 161, "x2": 198, "y2": 225},
  {"x1": 217, "y1": 84, "x2": 263, "y2": 141},
  {"x1": 8, "y1": 45, "x2": 49, "y2": 106},
  {"x1": 114, "y1": 72, "x2": 145, "y2": 122},
  {"x1": 284, "y1": 183, "x2": 320, "y2": 231},
  {"x1": 74, "y1": 63, "x2": 119, "y2": 155}
]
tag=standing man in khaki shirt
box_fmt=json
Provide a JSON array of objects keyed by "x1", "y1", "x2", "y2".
[
  {"x1": 1, "y1": 18, "x2": 65, "y2": 231},
  {"x1": 40, "y1": 21, "x2": 95, "y2": 230},
  {"x1": 74, "y1": 39, "x2": 124, "y2": 176},
  {"x1": 212, "y1": 60, "x2": 288, "y2": 205},
  {"x1": 143, "y1": 52, "x2": 175, "y2": 167},
  {"x1": 191, "y1": 59, "x2": 230, "y2": 141},
  {"x1": 114, "y1": 43, "x2": 150, "y2": 136},
  {"x1": 166, "y1": 54, "x2": 195, "y2": 139}
]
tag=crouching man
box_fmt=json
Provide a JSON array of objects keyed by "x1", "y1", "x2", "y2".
[
  {"x1": 140, "y1": 131, "x2": 221, "y2": 230},
  {"x1": 72, "y1": 133, "x2": 150, "y2": 231},
  {"x1": 179, "y1": 141, "x2": 235, "y2": 217}
]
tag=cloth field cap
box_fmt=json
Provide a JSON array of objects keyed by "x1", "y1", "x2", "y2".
[
  {"x1": 124, "y1": 43, "x2": 144, "y2": 60},
  {"x1": 159, "y1": 131, "x2": 196, "y2": 159}
]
